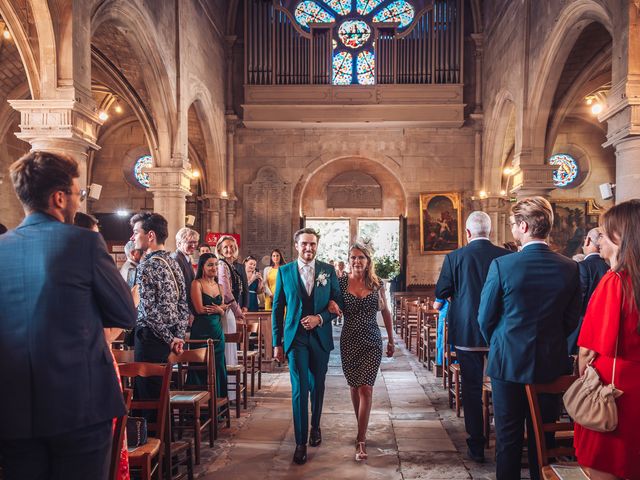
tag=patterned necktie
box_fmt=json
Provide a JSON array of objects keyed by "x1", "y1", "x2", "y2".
[{"x1": 303, "y1": 264, "x2": 313, "y2": 295}]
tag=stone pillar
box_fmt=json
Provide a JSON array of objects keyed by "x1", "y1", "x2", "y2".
[
  {"x1": 471, "y1": 33, "x2": 484, "y2": 114},
  {"x1": 612, "y1": 137, "x2": 640, "y2": 202},
  {"x1": 480, "y1": 196, "x2": 508, "y2": 245},
  {"x1": 219, "y1": 199, "x2": 228, "y2": 232},
  {"x1": 203, "y1": 195, "x2": 221, "y2": 233},
  {"x1": 147, "y1": 167, "x2": 191, "y2": 251},
  {"x1": 225, "y1": 115, "x2": 239, "y2": 198},
  {"x1": 226, "y1": 199, "x2": 237, "y2": 233},
  {"x1": 8, "y1": 99, "x2": 102, "y2": 213},
  {"x1": 224, "y1": 36, "x2": 237, "y2": 115}
]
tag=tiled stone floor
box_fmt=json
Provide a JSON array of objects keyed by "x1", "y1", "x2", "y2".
[{"x1": 193, "y1": 328, "x2": 502, "y2": 479}]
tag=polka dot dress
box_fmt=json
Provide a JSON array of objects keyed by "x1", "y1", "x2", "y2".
[{"x1": 339, "y1": 275, "x2": 383, "y2": 387}]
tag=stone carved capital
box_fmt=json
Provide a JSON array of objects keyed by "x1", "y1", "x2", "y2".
[
  {"x1": 510, "y1": 164, "x2": 555, "y2": 198},
  {"x1": 146, "y1": 167, "x2": 192, "y2": 197},
  {"x1": 9, "y1": 99, "x2": 102, "y2": 151}
]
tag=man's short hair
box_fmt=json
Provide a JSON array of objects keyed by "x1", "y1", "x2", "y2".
[
  {"x1": 466, "y1": 211, "x2": 491, "y2": 238},
  {"x1": 512, "y1": 197, "x2": 554, "y2": 239},
  {"x1": 586, "y1": 227, "x2": 602, "y2": 248},
  {"x1": 175, "y1": 227, "x2": 199, "y2": 246},
  {"x1": 74, "y1": 212, "x2": 99, "y2": 230},
  {"x1": 130, "y1": 212, "x2": 169, "y2": 244},
  {"x1": 9, "y1": 151, "x2": 79, "y2": 212},
  {"x1": 294, "y1": 227, "x2": 320, "y2": 244}
]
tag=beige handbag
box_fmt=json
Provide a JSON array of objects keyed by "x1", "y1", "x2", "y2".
[{"x1": 563, "y1": 285, "x2": 624, "y2": 433}]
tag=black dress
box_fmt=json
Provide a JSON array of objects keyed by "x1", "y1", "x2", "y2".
[{"x1": 339, "y1": 275, "x2": 382, "y2": 387}]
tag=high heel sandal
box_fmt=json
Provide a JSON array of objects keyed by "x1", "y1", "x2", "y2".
[{"x1": 355, "y1": 441, "x2": 368, "y2": 461}]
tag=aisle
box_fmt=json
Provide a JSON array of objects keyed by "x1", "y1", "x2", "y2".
[{"x1": 198, "y1": 327, "x2": 492, "y2": 479}]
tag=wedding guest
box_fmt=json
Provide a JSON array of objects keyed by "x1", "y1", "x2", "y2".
[
  {"x1": 131, "y1": 212, "x2": 189, "y2": 407},
  {"x1": 331, "y1": 241, "x2": 394, "y2": 462},
  {"x1": 198, "y1": 243, "x2": 212, "y2": 255},
  {"x1": 336, "y1": 260, "x2": 346, "y2": 278},
  {"x1": 74, "y1": 212, "x2": 99, "y2": 232},
  {"x1": 216, "y1": 235, "x2": 245, "y2": 394},
  {"x1": 575, "y1": 200, "x2": 640, "y2": 480},
  {"x1": 0, "y1": 151, "x2": 135, "y2": 480},
  {"x1": 263, "y1": 248, "x2": 286, "y2": 310},
  {"x1": 244, "y1": 255, "x2": 263, "y2": 312},
  {"x1": 478, "y1": 197, "x2": 580, "y2": 480},
  {"x1": 188, "y1": 253, "x2": 228, "y2": 396},
  {"x1": 120, "y1": 240, "x2": 143, "y2": 288},
  {"x1": 172, "y1": 227, "x2": 199, "y2": 315}
]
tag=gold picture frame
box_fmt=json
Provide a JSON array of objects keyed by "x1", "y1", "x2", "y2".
[
  {"x1": 550, "y1": 198, "x2": 601, "y2": 258},
  {"x1": 420, "y1": 193, "x2": 463, "y2": 254}
]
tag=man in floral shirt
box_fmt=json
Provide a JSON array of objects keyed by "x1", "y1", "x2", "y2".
[{"x1": 130, "y1": 212, "x2": 190, "y2": 402}]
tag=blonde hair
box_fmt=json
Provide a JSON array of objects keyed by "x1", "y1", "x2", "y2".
[
  {"x1": 215, "y1": 235, "x2": 238, "y2": 259},
  {"x1": 349, "y1": 241, "x2": 380, "y2": 290},
  {"x1": 511, "y1": 196, "x2": 554, "y2": 239}
]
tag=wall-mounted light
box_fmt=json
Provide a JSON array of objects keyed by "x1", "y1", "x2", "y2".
[
  {"x1": 116, "y1": 209, "x2": 129, "y2": 217},
  {"x1": 503, "y1": 167, "x2": 513, "y2": 176},
  {"x1": 591, "y1": 103, "x2": 603, "y2": 115},
  {"x1": 585, "y1": 86, "x2": 610, "y2": 116},
  {"x1": 114, "y1": 102, "x2": 123, "y2": 114},
  {"x1": 479, "y1": 190, "x2": 488, "y2": 199},
  {"x1": 221, "y1": 191, "x2": 228, "y2": 198},
  {"x1": 191, "y1": 169, "x2": 200, "y2": 178},
  {"x1": 2, "y1": 28, "x2": 10, "y2": 40},
  {"x1": 500, "y1": 190, "x2": 507, "y2": 196},
  {"x1": 98, "y1": 110, "x2": 109, "y2": 122}
]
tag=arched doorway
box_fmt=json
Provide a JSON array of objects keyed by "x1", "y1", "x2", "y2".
[{"x1": 299, "y1": 156, "x2": 407, "y2": 279}]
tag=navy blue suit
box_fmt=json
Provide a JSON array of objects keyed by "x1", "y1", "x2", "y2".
[
  {"x1": 478, "y1": 242, "x2": 580, "y2": 480},
  {"x1": 435, "y1": 238, "x2": 511, "y2": 456},
  {"x1": 172, "y1": 250, "x2": 195, "y2": 314},
  {"x1": 0, "y1": 212, "x2": 136, "y2": 479},
  {"x1": 566, "y1": 253, "x2": 609, "y2": 354}
]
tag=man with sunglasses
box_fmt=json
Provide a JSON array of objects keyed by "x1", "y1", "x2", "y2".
[{"x1": 0, "y1": 151, "x2": 136, "y2": 480}]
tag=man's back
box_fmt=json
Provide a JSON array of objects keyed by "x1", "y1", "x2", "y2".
[
  {"x1": 0, "y1": 212, "x2": 135, "y2": 439},
  {"x1": 579, "y1": 254, "x2": 610, "y2": 315},
  {"x1": 478, "y1": 244, "x2": 581, "y2": 384},
  {"x1": 435, "y1": 239, "x2": 511, "y2": 347}
]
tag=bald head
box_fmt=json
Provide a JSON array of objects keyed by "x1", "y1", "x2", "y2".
[{"x1": 582, "y1": 227, "x2": 602, "y2": 255}]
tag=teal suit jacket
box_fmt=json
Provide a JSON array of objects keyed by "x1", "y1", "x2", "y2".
[{"x1": 272, "y1": 260, "x2": 343, "y2": 354}]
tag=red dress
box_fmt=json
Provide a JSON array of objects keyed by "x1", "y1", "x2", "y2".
[
  {"x1": 111, "y1": 351, "x2": 130, "y2": 480},
  {"x1": 574, "y1": 271, "x2": 640, "y2": 479}
]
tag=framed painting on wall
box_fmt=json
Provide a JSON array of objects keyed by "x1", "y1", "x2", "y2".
[
  {"x1": 549, "y1": 199, "x2": 601, "y2": 258},
  {"x1": 420, "y1": 193, "x2": 462, "y2": 254}
]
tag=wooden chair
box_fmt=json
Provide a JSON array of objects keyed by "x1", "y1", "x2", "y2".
[
  {"x1": 448, "y1": 362, "x2": 462, "y2": 416},
  {"x1": 243, "y1": 321, "x2": 263, "y2": 395},
  {"x1": 442, "y1": 324, "x2": 457, "y2": 389},
  {"x1": 118, "y1": 362, "x2": 173, "y2": 480},
  {"x1": 225, "y1": 330, "x2": 247, "y2": 417},
  {"x1": 482, "y1": 378, "x2": 493, "y2": 448},
  {"x1": 525, "y1": 375, "x2": 582, "y2": 480},
  {"x1": 168, "y1": 342, "x2": 216, "y2": 465},
  {"x1": 109, "y1": 388, "x2": 132, "y2": 480},
  {"x1": 112, "y1": 348, "x2": 135, "y2": 364},
  {"x1": 404, "y1": 300, "x2": 421, "y2": 352}
]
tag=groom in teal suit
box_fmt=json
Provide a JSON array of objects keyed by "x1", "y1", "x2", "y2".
[{"x1": 272, "y1": 228, "x2": 343, "y2": 465}]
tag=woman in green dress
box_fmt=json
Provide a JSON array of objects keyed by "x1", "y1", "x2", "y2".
[{"x1": 188, "y1": 253, "x2": 228, "y2": 397}]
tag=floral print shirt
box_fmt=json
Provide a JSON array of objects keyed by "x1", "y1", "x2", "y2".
[{"x1": 135, "y1": 250, "x2": 189, "y2": 346}]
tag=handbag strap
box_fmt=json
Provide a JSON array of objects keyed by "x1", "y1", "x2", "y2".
[
  {"x1": 611, "y1": 272, "x2": 623, "y2": 388},
  {"x1": 152, "y1": 255, "x2": 180, "y2": 295}
]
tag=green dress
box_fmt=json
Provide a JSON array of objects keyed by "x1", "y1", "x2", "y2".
[{"x1": 187, "y1": 293, "x2": 227, "y2": 398}]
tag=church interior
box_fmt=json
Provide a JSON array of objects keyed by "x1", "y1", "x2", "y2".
[{"x1": 0, "y1": 0, "x2": 638, "y2": 479}]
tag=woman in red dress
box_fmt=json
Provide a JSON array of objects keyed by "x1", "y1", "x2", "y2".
[{"x1": 574, "y1": 200, "x2": 640, "y2": 480}]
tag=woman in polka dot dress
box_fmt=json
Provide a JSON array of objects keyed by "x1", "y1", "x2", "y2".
[{"x1": 330, "y1": 241, "x2": 395, "y2": 462}]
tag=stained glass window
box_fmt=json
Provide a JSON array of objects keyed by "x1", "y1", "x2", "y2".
[
  {"x1": 549, "y1": 153, "x2": 579, "y2": 187},
  {"x1": 333, "y1": 51, "x2": 353, "y2": 85},
  {"x1": 372, "y1": 0, "x2": 415, "y2": 27},
  {"x1": 321, "y1": 0, "x2": 351, "y2": 15},
  {"x1": 357, "y1": 51, "x2": 375, "y2": 85},
  {"x1": 338, "y1": 20, "x2": 371, "y2": 49},
  {"x1": 134, "y1": 155, "x2": 153, "y2": 188},
  {"x1": 294, "y1": 1, "x2": 335, "y2": 29},
  {"x1": 357, "y1": 0, "x2": 385, "y2": 15}
]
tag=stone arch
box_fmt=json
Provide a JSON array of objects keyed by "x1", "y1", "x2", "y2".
[
  {"x1": 483, "y1": 90, "x2": 517, "y2": 194},
  {"x1": 91, "y1": 0, "x2": 176, "y2": 167},
  {"x1": 295, "y1": 154, "x2": 408, "y2": 219},
  {"x1": 185, "y1": 80, "x2": 226, "y2": 196},
  {"x1": 0, "y1": 0, "x2": 41, "y2": 98},
  {"x1": 524, "y1": 0, "x2": 613, "y2": 163}
]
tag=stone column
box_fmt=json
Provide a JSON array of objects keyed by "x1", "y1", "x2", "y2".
[
  {"x1": 203, "y1": 195, "x2": 221, "y2": 233},
  {"x1": 471, "y1": 33, "x2": 484, "y2": 114},
  {"x1": 225, "y1": 115, "x2": 239, "y2": 198},
  {"x1": 480, "y1": 196, "x2": 508, "y2": 245},
  {"x1": 226, "y1": 199, "x2": 237, "y2": 233},
  {"x1": 8, "y1": 99, "x2": 102, "y2": 213},
  {"x1": 147, "y1": 166, "x2": 191, "y2": 251},
  {"x1": 611, "y1": 137, "x2": 640, "y2": 202},
  {"x1": 219, "y1": 198, "x2": 228, "y2": 232}
]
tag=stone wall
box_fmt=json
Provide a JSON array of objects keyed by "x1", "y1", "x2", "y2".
[
  {"x1": 234, "y1": 126, "x2": 477, "y2": 284},
  {"x1": 0, "y1": 115, "x2": 30, "y2": 228}
]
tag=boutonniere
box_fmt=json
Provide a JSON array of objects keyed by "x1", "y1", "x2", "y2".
[{"x1": 316, "y1": 271, "x2": 328, "y2": 287}]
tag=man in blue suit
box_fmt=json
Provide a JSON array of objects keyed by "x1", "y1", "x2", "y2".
[
  {"x1": 272, "y1": 228, "x2": 343, "y2": 465},
  {"x1": 435, "y1": 211, "x2": 511, "y2": 463},
  {"x1": 0, "y1": 151, "x2": 136, "y2": 480},
  {"x1": 566, "y1": 227, "x2": 610, "y2": 354},
  {"x1": 478, "y1": 197, "x2": 581, "y2": 480}
]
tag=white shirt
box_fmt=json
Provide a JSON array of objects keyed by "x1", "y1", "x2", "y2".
[
  {"x1": 296, "y1": 258, "x2": 323, "y2": 325},
  {"x1": 469, "y1": 236, "x2": 491, "y2": 243},
  {"x1": 522, "y1": 240, "x2": 548, "y2": 249},
  {"x1": 584, "y1": 252, "x2": 601, "y2": 260}
]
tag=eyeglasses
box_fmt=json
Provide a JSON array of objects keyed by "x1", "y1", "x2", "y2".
[{"x1": 65, "y1": 189, "x2": 87, "y2": 202}]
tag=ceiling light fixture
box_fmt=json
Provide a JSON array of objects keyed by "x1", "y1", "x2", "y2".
[
  {"x1": 192, "y1": 170, "x2": 200, "y2": 178},
  {"x1": 98, "y1": 110, "x2": 109, "y2": 122},
  {"x1": 2, "y1": 28, "x2": 10, "y2": 40}
]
